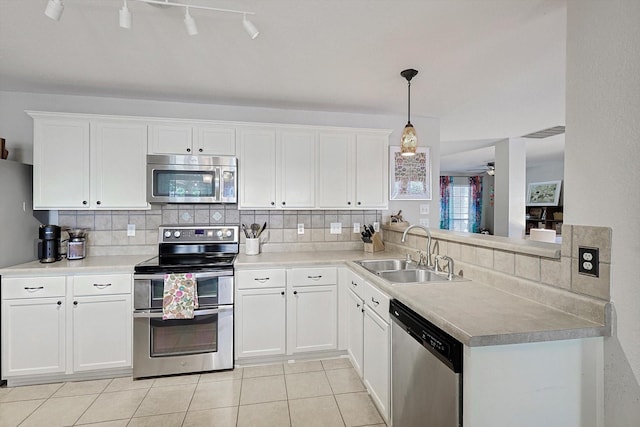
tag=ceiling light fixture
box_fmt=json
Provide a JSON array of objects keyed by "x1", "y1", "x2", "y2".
[
  {"x1": 400, "y1": 68, "x2": 419, "y2": 156},
  {"x1": 119, "y1": 0, "x2": 132, "y2": 29},
  {"x1": 183, "y1": 7, "x2": 198, "y2": 36},
  {"x1": 44, "y1": 0, "x2": 259, "y2": 39},
  {"x1": 44, "y1": 0, "x2": 64, "y2": 21},
  {"x1": 487, "y1": 162, "x2": 495, "y2": 176}
]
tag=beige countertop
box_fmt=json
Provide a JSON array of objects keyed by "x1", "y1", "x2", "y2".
[
  {"x1": 236, "y1": 250, "x2": 607, "y2": 347},
  {"x1": 1, "y1": 251, "x2": 607, "y2": 347},
  {"x1": 0, "y1": 255, "x2": 152, "y2": 276}
]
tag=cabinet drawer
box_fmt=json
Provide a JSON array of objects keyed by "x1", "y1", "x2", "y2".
[
  {"x1": 72, "y1": 274, "x2": 132, "y2": 296},
  {"x1": 348, "y1": 271, "x2": 365, "y2": 299},
  {"x1": 237, "y1": 269, "x2": 286, "y2": 289},
  {"x1": 2, "y1": 276, "x2": 66, "y2": 299},
  {"x1": 288, "y1": 267, "x2": 337, "y2": 286},
  {"x1": 364, "y1": 282, "x2": 390, "y2": 322}
]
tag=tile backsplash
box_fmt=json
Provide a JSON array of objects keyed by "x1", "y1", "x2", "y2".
[{"x1": 57, "y1": 205, "x2": 382, "y2": 256}]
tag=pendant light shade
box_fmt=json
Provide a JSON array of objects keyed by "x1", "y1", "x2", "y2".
[{"x1": 400, "y1": 68, "x2": 419, "y2": 156}]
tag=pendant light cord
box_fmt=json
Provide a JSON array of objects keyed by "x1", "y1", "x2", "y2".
[{"x1": 407, "y1": 80, "x2": 412, "y2": 125}]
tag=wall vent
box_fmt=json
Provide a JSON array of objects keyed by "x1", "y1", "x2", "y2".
[{"x1": 522, "y1": 125, "x2": 565, "y2": 139}]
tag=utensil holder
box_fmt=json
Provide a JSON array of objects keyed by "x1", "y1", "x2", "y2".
[
  {"x1": 245, "y1": 238, "x2": 260, "y2": 255},
  {"x1": 364, "y1": 233, "x2": 385, "y2": 253}
]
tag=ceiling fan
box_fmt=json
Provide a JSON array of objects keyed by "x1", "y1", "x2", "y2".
[{"x1": 465, "y1": 162, "x2": 495, "y2": 175}]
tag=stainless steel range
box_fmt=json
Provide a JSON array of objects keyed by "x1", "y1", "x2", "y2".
[{"x1": 133, "y1": 225, "x2": 238, "y2": 379}]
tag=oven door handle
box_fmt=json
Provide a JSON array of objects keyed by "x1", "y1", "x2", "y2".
[
  {"x1": 134, "y1": 271, "x2": 233, "y2": 281},
  {"x1": 133, "y1": 306, "x2": 233, "y2": 319}
]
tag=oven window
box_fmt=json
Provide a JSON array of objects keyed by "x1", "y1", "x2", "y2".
[
  {"x1": 154, "y1": 170, "x2": 215, "y2": 198},
  {"x1": 150, "y1": 314, "x2": 218, "y2": 357},
  {"x1": 151, "y1": 276, "x2": 220, "y2": 307}
]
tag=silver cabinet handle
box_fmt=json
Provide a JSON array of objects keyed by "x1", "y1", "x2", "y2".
[
  {"x1": 254, "y1": 277, "x2": 270, "y2": 283},
  {"x1": 371, "y1": 297, "x2": 380, "y2": 306},
  {"x1": 133, "y1": 306, "x2": 233, "y2": 319},
  {"x1": 24, "y1": 286, "x2": 44, "y2": 291},
  {"x1": 307, "y1": 275, "x2": 322, "y2": 280},
  {"x1": 93, "y1": 283, "x2": 112, "y2": 288}
]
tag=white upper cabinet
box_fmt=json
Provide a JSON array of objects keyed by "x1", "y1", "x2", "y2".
[
  {"x1": 31, "y1": 114, "x2": 149, "y2": 210},
  {"x1": 149, "y1": 122, "x2": 236, "y2": 155},
  {"x1": 317, "y1": 131, "x2": 389, "y2": 209},
  {"x1": 92, "y1": 120, "x2": 148, "y2": 209},
  {"x1": 33, "y1": 117, "x2": 91, "y2": 209},
  {"x1": 238, "y1": 127, "x2": 316, "y2": 209}
]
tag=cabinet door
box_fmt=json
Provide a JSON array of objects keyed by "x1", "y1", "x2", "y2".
[
  {"x1": 346, "y1": 289, "x2": 364, "y2": 377},
  {"x1": 238, "y1": 128, "x2": 277, "y2": 208},
  {"x1": 1, "y1": 298, "x2": 66, "y2": 377},
  {"x1": 72, "y1": 294, "x2": 132, "y2": 371},
  {"x1": 33, "y1": 118, "x2": 90, "y2": 209},
  {"x1": 194, "y1": 126, "x2": 236, "y2": 155},
  {"x1": 93, "y1": 121, "x2": 148, "y2": 209},
  {"x1": 149, "y1": 123, "x2": 193, "y2": 154},
  {"x1": 355, "y1": 133, "x2": 388, "y2": 209},
  {"x1": 236, "y1": 288, "x2": 286, "y2": 358},
  {"x1": 363, "y1": 305, "x2": 390, "y2": 421},
  {"x1": 279, "y1": 129, "x2": 316, "y2": 208},
  {"x1": 317, "y1": 132, "x2": 355, "y2": 208},
  {"x1": 287, "y1": 284, "x2": 338, "y2": 354}
]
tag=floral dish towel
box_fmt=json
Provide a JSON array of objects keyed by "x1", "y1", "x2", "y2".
[{"x1": 162, "y1": 273, "x2": 199, "y2": 320}]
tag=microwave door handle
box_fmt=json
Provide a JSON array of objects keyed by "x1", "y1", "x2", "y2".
[{"x1": 133, "y1": 306, "x2": 233, "y2": 319}]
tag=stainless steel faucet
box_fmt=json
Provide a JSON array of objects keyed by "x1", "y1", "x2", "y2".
[
  {"x1": 435, "y1": 255, "x2": 455, "y2": 280},
  {"x1": 401, "y1": 225, "x2": 433, "y2": 269}
]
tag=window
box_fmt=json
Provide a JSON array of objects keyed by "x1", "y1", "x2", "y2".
[{"x1": 451, "y1": 184, "x2": 471, "y2": 232}]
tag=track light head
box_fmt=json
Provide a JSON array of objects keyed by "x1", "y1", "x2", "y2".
[
  {"x1": 184, "y1": 8, "x2": 198, "y2": 36},
  {"x1": 243, "y1": 14, "x2": 259, "y2": 39},
  {"x1": 119, "y1": 0, "x2": 132, "y2": 29},
  {"x1": 45, "y1": 0, "x2": 64, "y2": 21}
]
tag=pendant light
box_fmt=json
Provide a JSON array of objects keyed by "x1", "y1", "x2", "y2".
[{"x1": 400, "y1": 68, "x2": 419, "y2": 156}]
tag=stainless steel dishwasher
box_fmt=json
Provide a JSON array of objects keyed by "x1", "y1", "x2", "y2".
[{"x1": 390, "y1": 299, "x2": 463, "y2": 427}]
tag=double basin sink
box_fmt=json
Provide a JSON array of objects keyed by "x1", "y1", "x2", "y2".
[{"x1": 355, "y1": 258, "x2": 466, "y2": 285}]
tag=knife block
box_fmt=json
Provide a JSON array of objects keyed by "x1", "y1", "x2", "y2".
[{"x1": 364, "y1": 233, "x2": 385, "y2": 253}]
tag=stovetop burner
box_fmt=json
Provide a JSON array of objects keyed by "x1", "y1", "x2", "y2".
[{"x1": 134, "y1": 225, "x2": 239, "y2": 274}]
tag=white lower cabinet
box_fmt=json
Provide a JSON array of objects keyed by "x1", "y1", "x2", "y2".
[
  {"x1": 1, "y1": 274, "x2": 133, "y2": 383},
  {"x1": 343, "y1": 270, "x2": 391, "y2": 423},
  {"x1": 235, "y1": 267, "x2": 338, "y2": 359}
]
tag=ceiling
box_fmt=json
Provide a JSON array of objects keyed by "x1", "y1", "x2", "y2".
[{"x1": 0, "y1": 0, "x2": 566, "y2": 173}]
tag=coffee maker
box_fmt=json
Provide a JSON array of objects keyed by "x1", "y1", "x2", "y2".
[{"x1": 38, "y1": 224, "x2": 61, "y2": 263}]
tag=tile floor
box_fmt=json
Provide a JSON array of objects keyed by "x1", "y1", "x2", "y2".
[{"x1": 0, "y1": 357, "x2": 387, "y2": 427}]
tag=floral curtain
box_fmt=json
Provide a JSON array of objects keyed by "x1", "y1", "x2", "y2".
[
  {"x1": 439, "y1": 176, "x2": 453, "y2": 229},
  {"x1": 468, "y1": 176, "x2": 483, "y2": 233}
]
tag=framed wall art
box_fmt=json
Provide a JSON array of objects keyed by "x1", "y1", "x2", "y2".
[
  {"x1": 390, "y1": 146, "x2": 431, "y2": 200},
  {"x1": 526, "y1": 180, "x2": 562, "y2": 206}
]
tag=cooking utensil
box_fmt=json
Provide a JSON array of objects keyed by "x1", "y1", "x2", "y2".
[
  {"x1": 250, "y1": 223, "x2": 261, "y2": 238},
  {"x1": 257, "y1": 222, "x2": 267, "y2": 237},
  {"x1": 241, "y1": 224, "x2": 250, "y2": 238}
]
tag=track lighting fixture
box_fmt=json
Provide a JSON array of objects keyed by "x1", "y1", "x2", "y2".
[
  {"x1": 243, "y1": 14, "x2": 260, "y2": 39},
  {"x1": 44, "y1": 0, "x2": 64, "y2": 21},
  {"x1": 400, "y1": 69, "x2": 419, "y2": 156},
  {"x1": 183, "y1": 7, "x2": 198, "y2": 36},
  {"x1": 44, "y1": 0, "x2": 259, "y2": 39},
  {"x1": 119, "y1": 0, "x2": 132, "y2": 29}
]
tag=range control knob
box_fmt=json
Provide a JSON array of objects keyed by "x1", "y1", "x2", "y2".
[
  {"x1": 173, "y1": 231, "x2": 181, "y2": 238},
  {"x1": 164, "y1": 230, "x2": 172, "y2": 238},
  {"x1": 225, "y1": 229, "x2": 233, "y2": 237},
  {"x1": 216, "y1": 230, "x2": 223, "y2": 238}
]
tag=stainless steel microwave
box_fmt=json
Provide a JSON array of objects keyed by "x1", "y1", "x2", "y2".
[{"x1": 147, "y1": 154, "x2": 237, "y2": 204}]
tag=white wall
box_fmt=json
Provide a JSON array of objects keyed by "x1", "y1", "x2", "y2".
[
  {"x1": 565, "y1": 1, "x2": 640, "y2": 425},
  {"x1": 526, "y1": 159, "x2": 564, "y2": 184},
  {"x1": 0, "y1": 90, "x2": 441, "y2": 227}
]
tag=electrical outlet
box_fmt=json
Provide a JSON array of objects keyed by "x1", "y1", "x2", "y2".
[
  {"x1": 353, "y1": 223, "x2": 361, "y2": 233},
  {"x1": 420, "y1": 204, "x2": 430, "y2": 215},
  {"x1": 297, "y1": 224, "x2": 304, "y2": 235},
  {"x1": 127, "y1": 224, "x2": 136, "y2": 237},
  {"x1": 373, "y1": 222, "x2": 380, "y2": 232},
  {"x1": 330, "y1": 222, "x2": 342, "y2": 234},
  {"x1": 419, "y1": 218, "x2": 430, "y2": 227},
  {"x1": 578, "y1": 246, "x2": 599, "y2": 277}
]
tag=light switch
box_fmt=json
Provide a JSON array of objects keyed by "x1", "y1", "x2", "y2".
[{"x1": 127, "y1": 224, "x2": 136, "y2": 237}]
